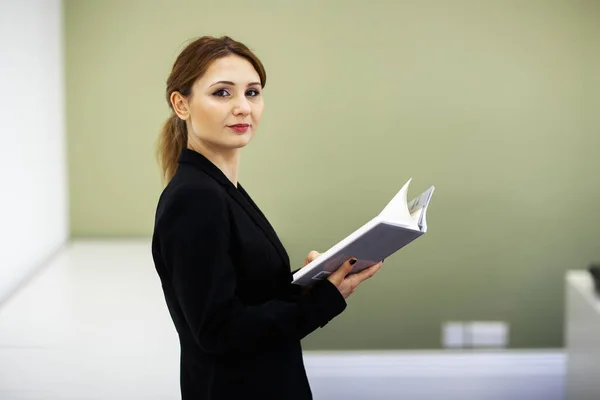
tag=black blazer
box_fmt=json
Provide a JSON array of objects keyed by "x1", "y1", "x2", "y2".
[{"x1": 151, "y1": 149, "x2": 347, "y2": 400}]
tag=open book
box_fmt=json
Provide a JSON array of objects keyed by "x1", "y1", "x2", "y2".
[{"x1": 292, "y1": 178, "x2": 435, "y2": 286}]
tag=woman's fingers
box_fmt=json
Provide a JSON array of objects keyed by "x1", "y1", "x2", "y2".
[
  {"x1": 327, "y1": 257, "x2": 357, "y2": 286},
  {"x1": 327, "y1": 258, "x2": 383, "y2": 299},
  {"x1": 303, "y1": 250, "x2": 321, "y2": 267},
  {"x1": 351, "y1": 261, "x2": 382, "y2": 284}
]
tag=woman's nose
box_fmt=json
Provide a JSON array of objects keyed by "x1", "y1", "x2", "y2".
[{"x1": 232, "y1": 97, "x2": 251, "y2": 115}]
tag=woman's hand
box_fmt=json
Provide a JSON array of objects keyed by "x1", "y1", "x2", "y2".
[
  {"x1": 303, "y1": 250, "x2": 321, "y2": 267},
  {"x1": 293, "y1": 251, "x2": 322, "y2": 295},
  {"x1": 327, "y1": 258, "x2": 383, "y2": 299}
]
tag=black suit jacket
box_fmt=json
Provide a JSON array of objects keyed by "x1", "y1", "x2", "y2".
[{"x1": 151, "y1": 149, "x2": 347, "y2": 400}]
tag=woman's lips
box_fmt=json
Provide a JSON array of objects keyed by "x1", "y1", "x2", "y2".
[{"x1": 229, "y1": 124, "x2": 249, "y2": 133}]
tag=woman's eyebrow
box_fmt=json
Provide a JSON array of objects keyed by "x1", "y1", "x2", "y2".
[{"x1": 209, "y1": 80, "x2": 261, "y2": 88}]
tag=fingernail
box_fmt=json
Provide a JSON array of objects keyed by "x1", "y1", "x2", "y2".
[{"x1": 349, "y1": 258, "x2": 357, "y2": 265}]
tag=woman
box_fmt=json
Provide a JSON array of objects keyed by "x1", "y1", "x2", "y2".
[{"x1": 151, "y1": 36, "x2": 383, "y2": 400}]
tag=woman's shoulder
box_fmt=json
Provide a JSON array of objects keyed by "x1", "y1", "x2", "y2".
[
  {"x1": 165, "y1": 164, "x2": 225, "y2": 198},
  {"x1": 162, "y1": 179, "x2": 225, "y2": 208},
  {"x1": 155, "y1": 171, "x2": 228, "y2": 224}
]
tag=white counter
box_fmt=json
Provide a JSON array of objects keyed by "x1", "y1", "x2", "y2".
[{"x1": 565, "y1": 270, "x2": 600, "y2": 400}]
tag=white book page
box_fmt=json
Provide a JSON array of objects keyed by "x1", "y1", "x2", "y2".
[
  {"x1": 377, "y1": 178, "x2": 419, "y2": 230},
  {"x1": 410, "y1": 207, "x2": 424, "y2": 225},
  {"x1": 407, "y1": 186, "x2": 435, "y2": 232}
]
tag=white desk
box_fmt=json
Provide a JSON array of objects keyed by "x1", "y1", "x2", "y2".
[{"x1": 565, "y1": 270, "x2": 600, "y2": 400}]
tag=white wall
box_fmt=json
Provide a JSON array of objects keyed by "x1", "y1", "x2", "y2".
[{"x1": 0, "y1": 0, "x2": 68, "y2": 303}]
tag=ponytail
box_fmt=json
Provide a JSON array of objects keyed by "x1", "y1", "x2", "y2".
[{"x1": 157, "y1": 114, "x2": 187, "y2": 185}]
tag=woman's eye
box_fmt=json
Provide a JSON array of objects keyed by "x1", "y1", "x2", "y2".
[
  {"x1": 213, "y1": 89, "x2": 229, "y2": 97},
  {"x1": 213, "y1": 88, "x2": 260, "y2": 97}
]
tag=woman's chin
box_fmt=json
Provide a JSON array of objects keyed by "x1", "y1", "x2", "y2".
[{"x1": 230, "y1": 133, "x2": 254, "y2": 148}]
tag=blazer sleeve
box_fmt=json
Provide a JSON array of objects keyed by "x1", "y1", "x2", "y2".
[{"x1": 157, "y1": 184, "x2": 347, "y2": 356}]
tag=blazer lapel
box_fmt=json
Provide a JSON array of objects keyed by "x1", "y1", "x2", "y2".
[
  {"x1": 226, "y1": 185, "x2": 290, "y2": 268},
  {"x1": 178, "y1": 149, "x2": 290, "y2": 268}
]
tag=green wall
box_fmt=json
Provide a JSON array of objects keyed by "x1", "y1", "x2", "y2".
[{"x1": 65, "y1": 0, "x2": 600, "y2": 350}]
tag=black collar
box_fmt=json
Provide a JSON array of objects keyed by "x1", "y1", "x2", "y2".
[
  {"x1": 178, "y1": 148, "x2": 290, "y2": 268},
  {"x1": 178, "y1": 148, "x2": 232, "y2": 187}
]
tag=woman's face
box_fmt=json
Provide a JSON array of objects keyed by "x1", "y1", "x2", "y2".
[{"x1": 172, "y1": 55, "x2": 264, "y2": 152}]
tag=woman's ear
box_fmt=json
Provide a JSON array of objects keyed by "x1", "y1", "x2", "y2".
[{"x1": 170, "y1": 91, "x2": 189, "y2": 121}]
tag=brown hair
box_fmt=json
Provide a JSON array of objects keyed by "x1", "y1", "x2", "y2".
[{"x1": 156, "y1": 36, "x2": 267, "y2": 184}]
